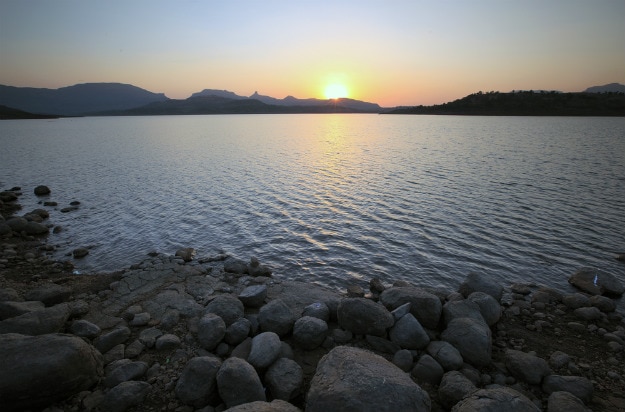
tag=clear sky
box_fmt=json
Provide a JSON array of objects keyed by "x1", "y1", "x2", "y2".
[{"x1": 1, "y1": 0, "x2": 624, "y2": 106}]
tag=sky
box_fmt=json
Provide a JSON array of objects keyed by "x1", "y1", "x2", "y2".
[{"x1": 1, "y1": 0, "x2": 624, "y2": 107}]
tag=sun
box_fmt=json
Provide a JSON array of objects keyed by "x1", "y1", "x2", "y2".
[{"x1": 324, "y1": 83, "x2": 349, "y2": 99}]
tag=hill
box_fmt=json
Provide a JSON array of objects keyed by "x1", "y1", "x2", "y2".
[
  {"x1": 190, "y1": 89, "x2": 382, "y2": 112},
  {"x1": 0, "y1": 104, "x2": 61, "y2": 120},
  {"x1": 584, "y1": 83, "x2": 625, "y2": 93},
  {"x1": 0, "y1": 83, "x2": 168, "y2": 116},
  {"x1": 94, "y1": 95, "x2": 381, "y2": 116},
  {"x1": 385, "y1": 90, "x2": 625, "y2": 116}
]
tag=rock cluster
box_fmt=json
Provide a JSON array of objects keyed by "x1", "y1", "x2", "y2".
[{"x1": 1, "y1": 186, "x2": 624, "y2": 411}]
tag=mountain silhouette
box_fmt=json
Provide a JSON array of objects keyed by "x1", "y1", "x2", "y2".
[
  {"x1": 584, "y1": 83, "x2": 625, "y2": 93},
  {"x1": 0, "y1": 83, "x2": 168, "y2": 116}
]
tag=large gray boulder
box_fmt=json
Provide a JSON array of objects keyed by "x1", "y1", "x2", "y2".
[
  {"x1": 411, "y1": 354, "x2": 444, "y2": 385},
  {"x1": 225, "y1": 399, "x2": 301, "y2": 412},
  {"x1": 452, "y1": 387, "x2": 539, "y2": 411},
  {"x1": 0, "y1": 333, "x2": 103, "y2": 412},
  {"x1": 441, "y1": 317, "x2": 492, "y2": 367},
  {"x1": 337, "y1": 298, "x2": 394, "y2": 337},
  {"x1": 248, "y1": 331, "x2": 282, "y2": 370},
  {"x1": 379, "y1": 287, "x2": 442, "y2": 329},
  {"x1": 216, "y1": 357, "x2": 266, "y2": 408},
  {"x1": 438, "y1": 371, "x2": 477, "y2": 409},
  {"x1": 547, "y1": 391, "x2": 590, "y2": 412},
  {"x1": 504, "y1": 349, "x2": 551, "y2": 385},
  {"x1": 197, "y1": 313, "x2": 226, "y2": 350},
  {"x1": 389, "y1": 312, "x2": 430, "y2": 349},
  {"x1": 104, "y1": 361, "x2": 148, "y2": 388},
  {"x1": 258, "y1": 299, "x2": 295, "y2": 337},
  {"x1": 569, "y1": 267, "x2": 624, "y2": 297},
  {"x1": 306, "y1": 346, "x2": 431, "y2": 412},
  {"x1": 24, "y1": 284, "x2": 72, "y2": 306},
  {"x1": 98, "y1": 381, "x2": 152, "y2": 412},
  {"x1": 238, "y1": 284, "x2": 268, "y2": 308},
  {"x1": 93, "y1": 326, "x2": 131, "y2": 354},
  {"x1": 292, "y1": 316, "x2": 328, "y2": 350},
  {"x1": 542, "y1": 375, "x2": 593, "y2": 403},
  {"x1": 0, "y1": 300, "x2": 45, "y2": 320},
  {"x1": 175, "y1": 356, "x2": 222, "y2": 407},
  {"x1": 458, "y1": 272, "x2": 503, "y2": 301},
  {"x1": 467, "y1": 292, "x2": 501, "y2": 326},
  {"x1": 265, "y1": 357, "x2": 304, "y2": 401},
  {"x1": 205, "y1": 294, "x2": 245, "y2": 326},
  {"x1": 426, "y1": 341, "x2": 464, "y2": 371},
  {"x1": 0, "y1": 303, "x2": 70, "y2": 335},
  {"x1": 442, "y1": 299, "x2": 485, "y2": 326}
]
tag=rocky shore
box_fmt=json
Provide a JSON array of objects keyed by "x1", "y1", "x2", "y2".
[{"x1": 1, "y1": 186, "x2": 624, "y2": 411}]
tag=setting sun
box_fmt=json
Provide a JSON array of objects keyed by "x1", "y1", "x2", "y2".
[{"x1": 324, "y1": 83, "x2": 349, "y2": 99}]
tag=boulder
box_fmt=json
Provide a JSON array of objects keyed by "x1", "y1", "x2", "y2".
[
  {"x1": 175, "y1": 247, "x2": 195, "y2": 262},
  {"x1": 562, "y1": 293, "x2": 590, "y2": 309},
  {"x1": 248, "y1": 331, "x2": 282, "y2": 369},
  {"x1": 573, "y1": 307, "x2": 603, "y2": 321},
  {"x1": 24, "y1": 284, "x2": 72, "y2": 306},
  {"x1": 225, "y1": 399, "x2": 301, "y2": 412},
  {"x1": 98, "y1": 381, "x2": 151, "y2": 412},
  {"x1": 426, "y1": 341, "x2": 464, "y2": 371},
  {"x1": 224, "y1": 257, "x2": 248, "y2": 274},
  {"x1": 441, "y1": 317, "x2": 492, "y2": 367},
  {"x1": 258, "y1": 299, "x2": 295, "y2": 337},
  {"x1": 452, "y1": 387, "x2": 539, "y2": 411},
  {"x1": 265, "y1": 357, "x2": 304, "y2": 401},
  {"x1": 34, "y1": 185, "x2": 51, "y2": 196},
  {"x1": 337, "y1": 297, "x2": 394, "y2": 337},
  {"x1": 547, "y1": 391, "x2": 590, "y2": 412},
  {"x1": 379, "y1": 287, "x2": 442, "y2": 329},
  {"x1": 568, "y1": 267, "x2": 624, "y2": 297},
  {"x1": 366, "y1": 334, "x2": 401, "y2": 354},
  {"x1": 588, "y1": 295, "x2": 616, "y2": 312},
  {"x1": 155, "y1": 333, "x2": 181, "y2": 351},
  {"x1": 72, "y1": 247, "x2": 90, "y2": 258},
  {"x1": 0, "y1": 333, "x2": 103, "y2": 411},
  {"x1": 205, "y1": 294, "x2": 244, "y2": 326},
  {"x1": 504, "y1": 349, "x2": 551, "y2": 385},
  {"x1": 458, "y1": 272, "x2": 503, "y2": 300},
  {"x1": 238, "y1": 284, "x2": 268, "y2": 308},
  {"x1": 442, "y1": 299, "x2": 485, "y2": 326},
  {"x1": 389, "y1": 312, "x2": 430, "y2": 349},
  {"x1": 301, "y1": 302, "x2": 330, "y2": 322},
  {"x1": 438, "y1": 371, "x2": 477, "y2": 409},
  {"x1": 542, "y1": 375, "x2": 593, "y2": 402},
  {"x1": 175, "y1": 356, "x2": 221, "y2": 407},
  {"x1": 104, "y1": 361, "x2": 148, "y2": 388},
  {"x1": 411, "y1": 354, "x2": 444, "y2": 385},
  {"x1": 0, "y1": 300, "x2": 45, "y2": 320},
  {"x1": 307, "y1": 346, "x2": 431, "y2": 412},
  {"x1": 225, "y1": 317, "x2": 252, "y2": 345},
  {"x1": 392, "y1": 349, "x2": 414, "y2": 372},
  {"x1": 93, "y1": 327, "x2": 131, "y2": 354},
  {"x1": 0, "y1": 303, "x2": 70, "y2": 335},
  {"x1": 216, "y1": 357, "x2": 266, "y2": 408},
  {"x1": 197, "y1": 313, "x2": 226, "y2": 350},
  {"x1": 247, "y1": 256, "x2": 272, "y2": 277},
  {"x1": 292, "y1": 316, "x2": 328, "y2": 350},
  {"x1": 70, "y1": 319, "x2": 101, "y2": 338},
  {"x1": 467, "y1": 291, "x2": 501, "y2": 326}
]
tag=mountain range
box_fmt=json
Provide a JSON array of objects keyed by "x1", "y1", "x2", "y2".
[
  {"x1": 0, "y1": 83, "x2": 381, "y2": 117},
  {"x1": 0, "y1": 82, "x2": 623, "y2": 118}
]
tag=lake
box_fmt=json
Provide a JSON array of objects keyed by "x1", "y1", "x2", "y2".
[{"x1": 1, "y1": 114, "x2": 624, "y2": 301}]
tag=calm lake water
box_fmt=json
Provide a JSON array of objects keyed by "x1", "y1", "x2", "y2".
[{"x1": 1, "y1": 114, "x2": 624, "y2": 300}]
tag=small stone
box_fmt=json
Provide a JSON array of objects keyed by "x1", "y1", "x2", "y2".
[
  {"x1": 155, "y1": 334, "x2": 181, "y2": 351},
  {"x1": 72, "y1": 248, "x2": 89, "y2": 259},
  {"x1": 34, "y1": 185, "x2": 51, "y2": 196}
]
